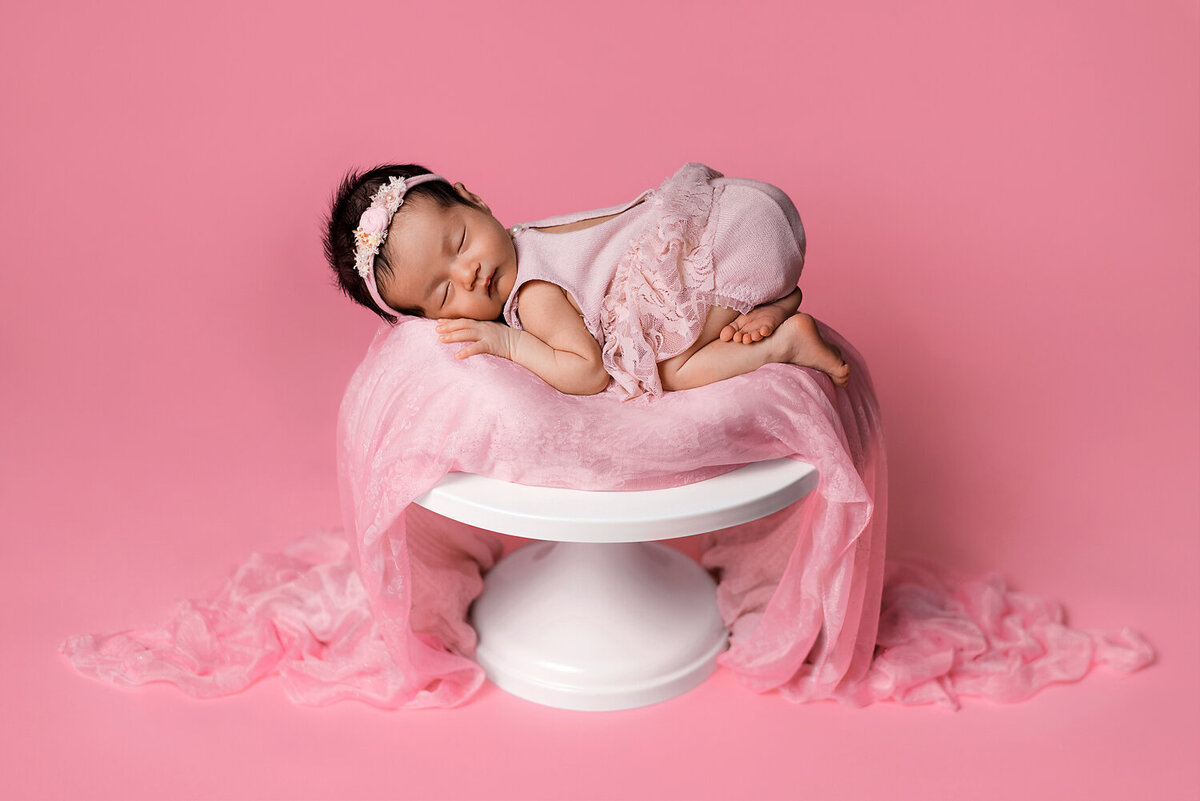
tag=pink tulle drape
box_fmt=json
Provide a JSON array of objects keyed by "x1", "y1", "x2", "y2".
[{"x1": 59, "y1": 317, "x2": 1154, "y2": 709}]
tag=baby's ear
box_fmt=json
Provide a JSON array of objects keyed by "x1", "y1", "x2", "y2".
[{"x1": 455, "y1": 181, "x2": 488, "y2": 211}]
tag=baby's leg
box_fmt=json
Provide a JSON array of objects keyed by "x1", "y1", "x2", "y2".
[
  {"x1": 658, "y1": 307, "x2": 849, "y2": 390},
  {"x1": 657, "y1": 306, "x2": 742, "y2": 390}
]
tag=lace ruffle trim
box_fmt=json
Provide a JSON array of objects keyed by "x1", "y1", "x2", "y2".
[{"x1": 599, "y1": 162, "x2": 726, "y2": 401}]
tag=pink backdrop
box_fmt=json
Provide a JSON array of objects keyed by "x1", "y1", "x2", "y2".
[{"x1": 3, "y1": 1, "x2": 1197, "y2": 799}]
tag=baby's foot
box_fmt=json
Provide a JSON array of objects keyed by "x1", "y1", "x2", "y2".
[
  {"x1": 721, "y1": 305, "x2": 788, "y2": 344},
  {"x1": 776, "y1": 313, "x2": 850, "y2": 387}
]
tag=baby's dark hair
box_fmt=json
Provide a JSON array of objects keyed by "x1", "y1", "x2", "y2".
[{"x1": 323, "y1": 163, "x2": 474, "y2": 322}]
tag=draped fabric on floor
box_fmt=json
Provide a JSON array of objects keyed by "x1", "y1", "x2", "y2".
[{"x1": 60, "y1": 319, "x2": 1154, "y2": 709}]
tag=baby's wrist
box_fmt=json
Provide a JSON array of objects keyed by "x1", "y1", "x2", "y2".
[{"x1": 504, "y1": 327, "x2": 523, "y2": 361}]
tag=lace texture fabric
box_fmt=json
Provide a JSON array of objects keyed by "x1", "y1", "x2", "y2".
[
  {"x1": 598, "y1": 162, "x2": 724, "y2": 400},
  {"x1": 59, "y1": 316, "x2": 1154, "y2": 709}
]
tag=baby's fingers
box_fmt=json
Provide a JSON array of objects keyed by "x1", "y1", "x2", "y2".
[
  {"x1": 436, "y1": 318, "x2": 475, "y2": 333},
  {"x1": 438, "y1": 327, "x2": 479, "y2": 343},
  {"x1": 453, "y1": 341, "x2": 488, "y2": 359}
]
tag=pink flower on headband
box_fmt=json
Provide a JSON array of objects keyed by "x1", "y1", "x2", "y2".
[{"x1": 359, "y1": 206, "x2": 391, "y2": 235}]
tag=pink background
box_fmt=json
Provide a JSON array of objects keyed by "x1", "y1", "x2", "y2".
[{"x1": 3, "y1": 1, "x2": 1197, "y2": 799}]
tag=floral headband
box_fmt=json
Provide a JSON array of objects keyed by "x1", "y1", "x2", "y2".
[{"x1": 353, "y1": 172, "x2": 447, "y2": 318}]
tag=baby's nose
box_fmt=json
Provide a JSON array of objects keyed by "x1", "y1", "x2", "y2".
[{"x1": 452, "y1": 260, "x2": 481, "y2": 288}]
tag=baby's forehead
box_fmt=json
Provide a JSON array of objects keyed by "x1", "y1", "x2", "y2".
[{"x1": 384, "y1": 197, "x2": 457, "y2": 269}]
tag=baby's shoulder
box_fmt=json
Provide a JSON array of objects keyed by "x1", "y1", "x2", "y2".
[{"x1": 516, "y1": 279, "x2": 584, "y2": 316}]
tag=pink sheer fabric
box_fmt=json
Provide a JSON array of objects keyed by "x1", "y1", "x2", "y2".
[{"x1": 59, "y1": 318, "x2": 1154, "y2": 709}]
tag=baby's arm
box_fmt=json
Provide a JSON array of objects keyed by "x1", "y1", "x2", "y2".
[
  {"x1": 720, "y1": 287, "x2": 803, "y2": 344},
  {"x1": 436, "y1": 281, "x2": 610, "y2": 396}
]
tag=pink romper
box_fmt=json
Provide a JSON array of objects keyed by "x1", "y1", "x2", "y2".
[{"x1": 503, "y1": 162, "x2": 806, "y2": 400}]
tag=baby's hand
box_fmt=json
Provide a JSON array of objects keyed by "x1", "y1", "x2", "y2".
[
  {"x1": 436, "y1": 318, "x2": 518, "y2": 361},
  {"x1": 720, "y1": 304, "x2": 789, "y2": 344}
]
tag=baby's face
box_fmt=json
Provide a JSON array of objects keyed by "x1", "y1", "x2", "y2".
[{"x1": 377, "y1": 184, "x2": 517, "y2": 321}]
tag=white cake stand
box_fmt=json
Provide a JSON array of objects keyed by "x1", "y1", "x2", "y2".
[{"x1": 412, "y1": 457, "x2": 819, "y2": 711}]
